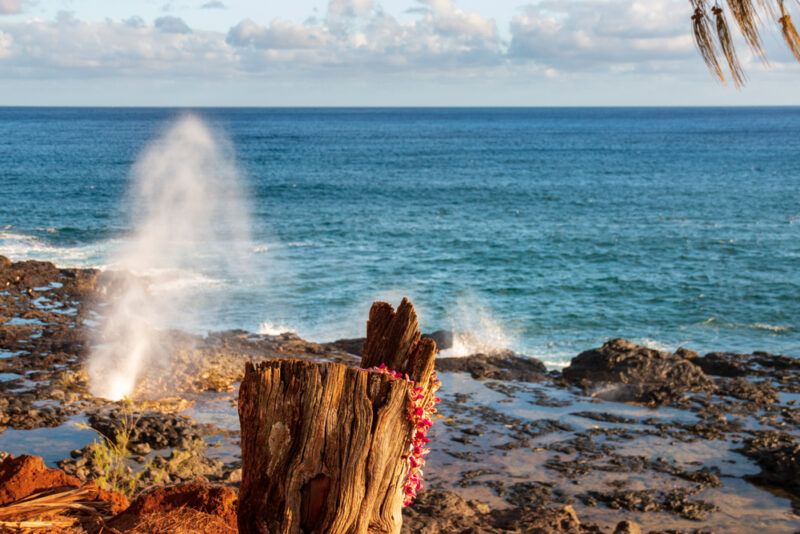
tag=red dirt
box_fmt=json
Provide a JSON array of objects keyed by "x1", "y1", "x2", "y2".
[
  {"x1": 0, "y1": 454, "x2": 81, "y2": 506},
  {"x1": 83, "y1": 480, "x2": 131, "y2": 515}
]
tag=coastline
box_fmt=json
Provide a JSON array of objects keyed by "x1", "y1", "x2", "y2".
[{"x1": 1, "y1": 257, "x2": 798, "y2": 533}]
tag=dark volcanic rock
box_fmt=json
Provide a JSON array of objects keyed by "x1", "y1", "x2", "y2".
[
  {"x1": 579, "y1": 487, "x2": 717, "y2": 521},
  {"x1": 563, "y1": 339, "x2": 713, "y2": 405},
  {"x1": 332, "y1": 330, "x2": 461, "y2": 355},
  {"x1": 329, "y1": 337, "x2": 365, "y2": 356},
  {"x1": 87, "y1": 410, "x2": 209, "y2": 450},
  {"x1": 423, "y1": 330, "x2": 455, "y2": 350},
  {"x1": 437, "y1": 350, "x2": 547, "y2": 382},
  {"x1": 687, "y1": 352, "x2": 749, "y2": 377},
  {"x1": 737, "y1": 431, "x2": 800, "y2": 500},
  {"x1": 716, "y1": 377, "x2": 778, "y2": 406},
  {"x1": 401, "y1": 489, "x2": 599, "y2": 533}
]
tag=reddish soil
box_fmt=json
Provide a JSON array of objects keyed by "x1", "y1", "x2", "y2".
[{"x1": 0, "y1": 454, "x2": 81, "y2": 506}]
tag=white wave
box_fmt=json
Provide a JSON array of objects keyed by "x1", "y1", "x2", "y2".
[
  {"x1": 632, "y1": 337, "x2": 676, "y2": 353},
  {"x1": 0, "y1": 230, "x2": 109, "y2": 267},
  {"x1": 750, "y1": 323, "x2": 794, "y2": 333},
  {"x1": 257, "y1": 320, "x2": 295, "y2": 336},
  {"x1": 699, "y1": 317, "x2": 794, "y2": 333},
  {"x1": 441, "y1": 294, "x2": 513, "y2": 358},
  {"x1": 539, "y1": 359, "x2": 570, "y2": 369}
]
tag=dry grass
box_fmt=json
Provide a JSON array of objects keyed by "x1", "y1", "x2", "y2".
[{"x1": 108, "y1": 508, "x2": 236, "y2": 534}]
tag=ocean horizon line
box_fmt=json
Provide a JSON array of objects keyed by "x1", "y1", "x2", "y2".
[{"x1": 2, "y1": 104, "x2": 800, "y2": 110}]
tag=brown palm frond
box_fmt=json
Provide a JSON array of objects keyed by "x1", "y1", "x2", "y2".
[
  {"x1": 691, "y1": 4, "x2": 726, "y2": 82},
  {"x1": 713, "y1": 6, "x2": 747, "y2": 86},
  {"x1": 726, "y1": 0, "x2": 768, "y2": 61},
  {"x1": 779, "y1": 1, "x2": 800, "y2": 60}
]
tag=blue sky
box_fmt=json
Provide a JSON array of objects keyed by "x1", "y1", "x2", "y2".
[{"x1": 1, "y1": 0, "x2": 799, "y2": 105}]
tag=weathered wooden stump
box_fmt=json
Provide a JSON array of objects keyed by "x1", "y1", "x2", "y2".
[{"x1": 238, "y1": 298, "x2": 439, "y2": 534}]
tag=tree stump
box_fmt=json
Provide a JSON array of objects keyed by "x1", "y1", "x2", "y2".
[{"x1": 238, "y1": 298, "x2": 439, "y2": 534}]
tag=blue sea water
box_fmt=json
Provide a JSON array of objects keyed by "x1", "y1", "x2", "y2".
[{"x1": 1, "y1": 107, "x2": 799, "y2": 365}]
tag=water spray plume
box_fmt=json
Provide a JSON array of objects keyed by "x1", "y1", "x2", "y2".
[
  {"x1": 441, "y1": 295, "x2": 513, "y2": 358},
  {"x1": 88, "y1": 114, "x2": 252, "y2": 401}
]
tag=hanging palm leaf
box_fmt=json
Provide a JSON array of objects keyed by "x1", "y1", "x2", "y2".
[
  {"x1": 691, "y1": 2, "x2": 726, "y2": 82},
  {"x1": 713, "y1": 5, "x2": 747, "y2": 86},
  {"x1": 725, "y1": 0, "x2": 768, "y2": 61},
  {"x1": 779, "y1": 1, "x2": 800, "y2": 61}
]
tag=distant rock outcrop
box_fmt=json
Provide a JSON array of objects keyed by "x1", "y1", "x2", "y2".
[
  {"x1": 437, "y1": 350, "x2": 547, "y2": 382},
  {"x1": 562, "y1": 338, "x2": 713, "y2": 405}
]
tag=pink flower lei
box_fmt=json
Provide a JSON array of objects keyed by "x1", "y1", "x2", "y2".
[{"x1": 365, "y1": 363, "x2": 442, "y2": 506}]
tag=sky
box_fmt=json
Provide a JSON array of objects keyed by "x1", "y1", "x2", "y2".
[{"x1": 1, "y1": 0, "x2": 799, "y2": 106}]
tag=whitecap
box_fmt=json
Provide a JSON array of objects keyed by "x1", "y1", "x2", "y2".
[
  {"x1": 257, "y1": 320, "x2": 295, "y2": 336},
  {"x1": 749, "y1": 323, "x2": 794, "y2": 333}
]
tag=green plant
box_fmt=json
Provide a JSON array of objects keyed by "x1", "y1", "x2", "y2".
[{"x1": 75, "y1": 397, "x2": 144, "y2": 497}]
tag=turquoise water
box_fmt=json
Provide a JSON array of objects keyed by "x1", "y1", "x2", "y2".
[{"x1": 1, "y1": 107, "x2": 798, "y2": 365}]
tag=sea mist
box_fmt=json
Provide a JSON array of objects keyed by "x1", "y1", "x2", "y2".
[{"x1": 88, "y1": 115, "x2": 251, "y2": 400}]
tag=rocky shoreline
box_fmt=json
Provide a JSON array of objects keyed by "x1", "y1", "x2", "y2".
[{"x1": 1, "y1": 257, "x2": 799, "y2": 533}]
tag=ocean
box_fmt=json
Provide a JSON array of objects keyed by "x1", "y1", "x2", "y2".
[{"x1": 1, "y1": 107, "x2": 798, "y2": 366}]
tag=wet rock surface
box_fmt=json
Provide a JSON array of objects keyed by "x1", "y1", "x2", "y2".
[
  {"x1": 401, "y1": 489, "x2": 599, "y2": 534},
  {"x1": 86, "y1": 409, "x2": 213, "y2": 450},
  {"x1": 737, "y1": 431, "x2": 800, "y2": 502},
  {"x1": 437, "y1": 350, "x2": 548, "y2": 382},
  {"x1": 578, "y1": 488, "x2": 717, "y2": 521},
  {"x1": 562, "y1": 338, "x2": 713, "y2": 405},
  {"x1": 1, "y1": 259, "x2": 799, "y2": 532}
]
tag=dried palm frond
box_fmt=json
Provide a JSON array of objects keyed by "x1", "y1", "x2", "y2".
[
  {"x1": 713, "y1": 5, "x2": 747, "y2": 86},
  {"x1": 0, "y1": 485, "x2": 115, "y2": 533},
  {"x1": 691, "y1": 3, "x2": 726, "y2": 82},
  {"x1": 726, "y1": 0, "x2": 768, "y2": 61},
  {"x1": 779, "y1": 1, "x2": 800, "y2": 60}
]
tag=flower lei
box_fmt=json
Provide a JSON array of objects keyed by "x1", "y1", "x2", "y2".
[{"x1": 366, "y1": 363, "x2": 441, "y2": 506}]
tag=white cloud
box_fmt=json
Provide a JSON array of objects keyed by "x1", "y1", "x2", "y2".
[
  {"x1": 0, "y1": 0, "x2": 793, "y2": 86},
  {"x1": 154, "y1": 16, "x2": 192, "y2": 34},
  {"x1": 0, "y1": 15, "x2": 234, "y2": 76},
  {"x1": 0, "y1": 29, "x2": 11, "y2": 57},
  {"x1": 201, "y1": 1, "x2": 226, "y2": 9},
  {"x1": 509, "y1": 0, "x2": 695, "y2": 70},
  {"x1": 0, "y1": 0, "x2": 25, "y2": 15},
  {"x1": 226, "y1": 18, "x2": 328, "y2": 49},
  {"x1": 226, "y1": 0, "x2": 501, "y2": 72},
  {"x1": 420, "y1": 0, "x2": 496, "y2": 41}
]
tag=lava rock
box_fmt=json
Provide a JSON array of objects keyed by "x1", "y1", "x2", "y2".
[
  {"x1": 401, "y1": 489, "x2": 599, "y2": 534},
  {"x1": 423, "y1": 330, "x2": 455, "y2": 351},
  {"x1": 687, "y1": 352, "x2": 749, "y2": 377},
  {"x1": 437, "y1": 350, "x2": 547, "y2": 382},
  {"x1": 737, "y1": 431, "x2": 800, "y2": 499},
  {"x1": 329, "y1": 337, "x2": 365, "y2": 356},
  {"x1": 563, "y1": 339, "x2": 713, "y2": 405}
]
